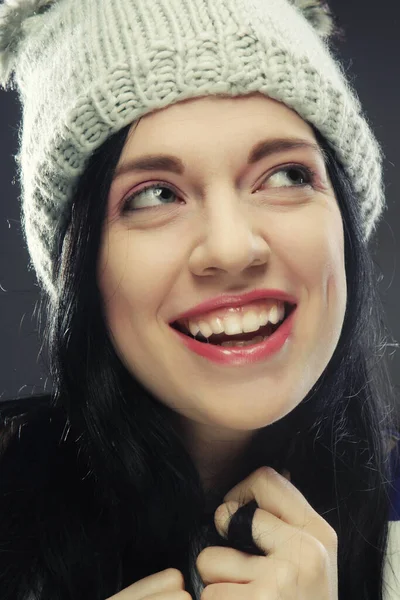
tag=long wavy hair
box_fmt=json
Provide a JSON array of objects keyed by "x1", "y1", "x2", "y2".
[{"x1": 32, "y1": 116, "x2": 399, "y2": 600}]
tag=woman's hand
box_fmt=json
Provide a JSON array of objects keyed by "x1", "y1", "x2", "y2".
[
  {"x1": 105, "y1": 568, "x2": 192, "y2": 600},
  {"x1": 196, "y1": 466, "x2": 338, "y2": 600}
]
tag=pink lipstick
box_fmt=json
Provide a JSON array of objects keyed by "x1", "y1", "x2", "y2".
[{"x1": 170, "y1": 305, "x2": 297, "y2": 366}]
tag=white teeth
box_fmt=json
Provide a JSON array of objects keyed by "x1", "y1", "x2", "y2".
[
  {"x1": 186, "y1": 302, "x2": 285, "y2": 339},
  {"x1": 196, "y1": 321, "x2": 213, "y2": 338},
  {"x1": 268, "y1": 304, "x2": 280, "y2": 325},
  {"x1": 223, "y1": 315, "x2": 244, "y2": 336},
  {"x1": 242, "y1": 310, "x2": 264, "y2": 333}
]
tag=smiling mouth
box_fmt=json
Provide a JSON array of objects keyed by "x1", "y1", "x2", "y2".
[{"x1": 170, "y1": 303, "x2": 296, "y2": 346}]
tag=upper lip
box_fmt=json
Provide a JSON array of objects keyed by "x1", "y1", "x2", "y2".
[{"x1": 169, "y1": 289, "x2": 298, "y2": 325}]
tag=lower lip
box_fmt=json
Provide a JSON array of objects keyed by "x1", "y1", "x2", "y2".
[{"x1": 169, "y1": 306, "x2": 297, "y2": 366}]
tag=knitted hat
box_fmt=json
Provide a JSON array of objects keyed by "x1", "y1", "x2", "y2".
[{"x1": 0, "y1": 0, "x2": 386, "y2": 301}]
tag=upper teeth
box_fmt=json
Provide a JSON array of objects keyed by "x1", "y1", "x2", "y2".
[{"x1": 183, "y1": 301, "x2": 286, "y2": 339}]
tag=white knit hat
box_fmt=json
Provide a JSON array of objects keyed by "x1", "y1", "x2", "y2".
[{"x1": 0, "y1": 0, "x2": 386, "y2": 300}]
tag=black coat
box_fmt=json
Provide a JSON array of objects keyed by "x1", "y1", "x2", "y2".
[{"x1": 1, "y1": 394, "x2": 400, "y2": 600}]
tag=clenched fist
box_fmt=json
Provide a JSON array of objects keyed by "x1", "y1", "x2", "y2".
[{"x1": 196, "y1": 467, "x2": 338, "y2": 600}]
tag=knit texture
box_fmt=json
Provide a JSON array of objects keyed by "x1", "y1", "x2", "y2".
[{"x1": 0, "y1": 0, "x2": 386, "y2": 300}]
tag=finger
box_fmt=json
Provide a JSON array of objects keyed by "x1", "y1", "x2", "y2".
[
  {"x1": 196, "y1": 542, "x2": 328, "y2": 592},
  {"x1": 214, "y1": 503, "x2": 318, "y2": 557},
  {"x1": 200, "y1": 513, "x2": 335, "y2": 592},
  {"x1": 196, "y1": 545, "x2": 266, "y2": 585},
  {"x1": 223, "y1": 466, "x2": 334, "y2": 544},
  {"x1": 145, "y1": 593, "x2": 192, "y2": 600},
  {"x1": 197, "y1": 581, "x2": 254, "y2": 600},
  {"x1": 106, "y1": 568, "x2": 186, "y2": 599}
]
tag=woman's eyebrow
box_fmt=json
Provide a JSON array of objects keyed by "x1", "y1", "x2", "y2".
[{"x1": 112, "y1": 137, "x2": 328, "y2": 181}]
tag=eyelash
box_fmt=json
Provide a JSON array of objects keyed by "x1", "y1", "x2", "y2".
[{"x1": 121, "y1": 164, "x2": 319, "y2": 214}]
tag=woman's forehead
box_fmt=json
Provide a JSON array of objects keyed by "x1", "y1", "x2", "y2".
[
  {"x1": 117, "y1": 95, "x2": 318, "y2": 172},
  {"x1": 127, "y1": 93, "x2": 313, "y2": 139}
]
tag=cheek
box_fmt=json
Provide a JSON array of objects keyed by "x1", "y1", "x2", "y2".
[
  {"x1": 97, "y1": 228, "x2": 127, "y2": 299},
  {"x1": 281, "y1": 204, "x2": 347, "y2": 344},
  {"x1": 98, "y1": 227, "x2": 152, "y2": 298},
  {"x1": 97, "y1": 230, "x2": 139, "y2": 335},
  {"x1": 321, "y1": 205, "x2": 346, "y2": 303},
  {"x1": 97, "y1": 228, "x2": 174, "y2": 333},
  {"x1": 286, "y1": 203, "x2": 345, "y2": 288}
]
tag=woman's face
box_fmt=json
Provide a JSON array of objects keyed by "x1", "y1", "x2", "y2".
[{"x1": 98, "y1": 93, "x2": 346, "y2": 450}]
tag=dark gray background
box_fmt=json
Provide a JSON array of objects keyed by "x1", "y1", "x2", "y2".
[{"x1": 0, "y1": 0, "x2": 399, "y2": 402}]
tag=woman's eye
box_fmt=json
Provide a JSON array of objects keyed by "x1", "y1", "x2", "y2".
[
  {"x1": 265, "y1": 166, "x2": 315, "y2": 189},
  {"x1": 122, "y1": 184, "x2": 178, "y2": 213},
  {"x1": 121, "y1": 165, "x2": 316, "y2": 213}
]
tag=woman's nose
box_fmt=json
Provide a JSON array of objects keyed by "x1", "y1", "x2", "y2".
[{"x1": 188, "y1": 198, "x2": 271, "y2": 277}]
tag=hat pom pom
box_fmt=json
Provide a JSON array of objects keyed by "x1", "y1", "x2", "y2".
[
  {"x1": 0, "y1": 0, "x2": 56, "y2": 89},
  {"x1": 291, "y1": 0, "x2": 341, "y2": 41}
]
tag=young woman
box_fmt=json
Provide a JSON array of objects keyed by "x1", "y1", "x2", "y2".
[{"x1": 0, "y1": 0, "x2": 399, "y2": 599}]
